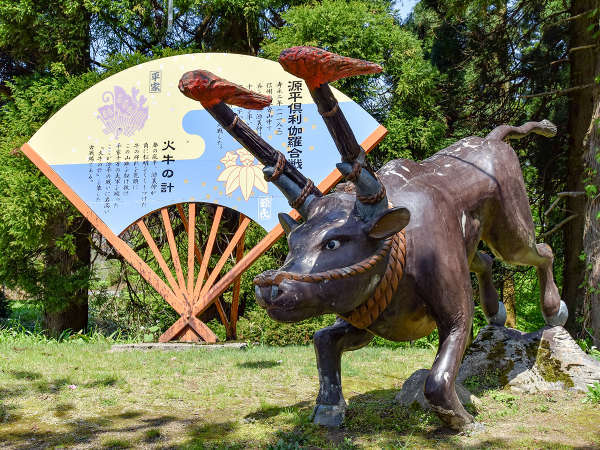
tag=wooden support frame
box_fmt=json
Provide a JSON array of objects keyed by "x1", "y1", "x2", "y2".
[{"x1": 21, "y1": 124, "x2": 386, "y2": 343}]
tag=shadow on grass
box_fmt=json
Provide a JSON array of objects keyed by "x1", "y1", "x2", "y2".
[
  {"x1": 34, "y1": 376, "x2": 74, "y2": 393},
  {"x1": 0, "y1": 412, "x2": 182, "y2": 449},
  {"x1": 0, "y1": 373, "x2": 592, "y2": 449},
  {"x1": 9, "y1": 370, "x2": 42, "y2": 380},
  {"x1": 236, "y1": 360, "x2": 281, "y2": 369},
  {"x1": 183, "y1": 400, "x2": 315, "y2": 449},
  {"x1": 85, "y1": 375, "x2": 119, "y2": 388},
  {"x1": 53, "y1": 402, "x2": 75, "y2": 418},
  {"x1": 244, "y1": 400, "x2": 311, "y2": 421}
]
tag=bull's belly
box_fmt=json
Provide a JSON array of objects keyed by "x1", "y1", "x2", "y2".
[{"x1": 369, "y1": 303, "x2": 437, "y2": 342}]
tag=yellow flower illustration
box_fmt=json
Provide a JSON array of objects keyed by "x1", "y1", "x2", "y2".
[
  {"x1": 217, "y1": 148, "x2": 268, "y2": 200},
  {"x1": 220, "y1": 151, "x2": 238, "y2": 168}
]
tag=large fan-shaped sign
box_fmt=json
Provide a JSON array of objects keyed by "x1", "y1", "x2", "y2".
[
  {"x1": 25, "y1": 53, "x2": 382, "y2": 234},
  {"x1": 22, "y1": 53, "x2": 386, "y2": 342}
]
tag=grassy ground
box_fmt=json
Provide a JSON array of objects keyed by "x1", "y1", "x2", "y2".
[{"x1": 0, "y1": 336, "x2": 599, "y2": 449}]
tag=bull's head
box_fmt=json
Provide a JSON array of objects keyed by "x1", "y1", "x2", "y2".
[{"x1": 179, "y1": 47, "x2": 410, "y2": 326}]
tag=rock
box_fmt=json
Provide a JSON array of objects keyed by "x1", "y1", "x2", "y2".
[
  {"x1": 395, "y1": 368, "x2": 481, "y2": 410},
  {"x1": 457, "y1": 325, "x2": 600, "y2": 393},
  {"x1": 396, "y1": 325, "x2": 600, "y2": 411}
]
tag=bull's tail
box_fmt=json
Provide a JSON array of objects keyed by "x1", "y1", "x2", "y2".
[{"x1": 486, "y1": 119, "x2": 557, "y2": 141}]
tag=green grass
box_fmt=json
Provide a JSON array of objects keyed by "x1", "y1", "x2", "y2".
[{"x1": 1, "y1": 334, "x2": 599, "y2": 449}]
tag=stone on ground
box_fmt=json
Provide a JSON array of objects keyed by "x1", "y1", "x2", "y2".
[
  {"x1": 109, "y1": 342, "x2": 248, "y2": 352},
  {"x1": 457, "y1": 325, "x2": 600, "y2": 393},
  {"x1": 395, "y1": 368, "x2": 481, "y2": 409},
  {"x1": 397, "y1": 325, "x2": 600, "y2": 411}
]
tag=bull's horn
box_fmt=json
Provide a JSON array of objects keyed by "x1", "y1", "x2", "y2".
[
  {"x1": 263, "y1": 167, "x2": 316, "y2": 217},
  {"x1": 278, "y1": 212, "x2": 300, "y2": 235},
  {"x1": 179, "y1": 69, "x2": 321, "y2": 219},
  {"x1": 279, "y1": 46, "x2": 382, "y2": 164},
  {"x1": 337, "y1": 162, "x2": 388, "y2": 220}
]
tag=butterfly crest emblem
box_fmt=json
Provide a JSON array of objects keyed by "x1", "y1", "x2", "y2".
[{"x1": 97, "y1": 86, "x2": 149, "y2": 139}]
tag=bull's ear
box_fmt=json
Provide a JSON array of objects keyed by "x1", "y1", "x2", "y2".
[
  {"x1": 278, "y1": 212, "x2": 300, "y2": 235},
  {"x1": 366, "y1": 207, "x2": 410, "y2": 239}
]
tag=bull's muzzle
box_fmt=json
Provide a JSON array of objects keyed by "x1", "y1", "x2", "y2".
[
  {"x1": 253, "y1": 269, "x2": 284, "y2": 308},
  {"x1": 254, "y1": 284, "x2": 281, "y2": 308}
]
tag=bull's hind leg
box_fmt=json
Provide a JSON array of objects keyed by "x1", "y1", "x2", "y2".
[
  {"x1": 484, "y1": 125, "x2": 566, "y2": 326},
  {"x1": 312, "y1": 318, "x2": 373, "y2": 427},
  {"x1": 511, "y1": 242, "x2": 567, "y2": 326},
  {"x1": 470, "y1": 251, "x2": 506, "y2": 326},
  {"x1": 484, "y1": 196, "x2": 567, "y2": 326}
]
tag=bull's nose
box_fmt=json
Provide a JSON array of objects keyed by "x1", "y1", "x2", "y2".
[{"x1": 254, "y1": 284, "x2": 280, "y2": 307}]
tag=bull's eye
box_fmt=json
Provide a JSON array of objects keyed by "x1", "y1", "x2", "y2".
[{"x1": 325, "y1": 240, "x2": 341, "y2": 250}]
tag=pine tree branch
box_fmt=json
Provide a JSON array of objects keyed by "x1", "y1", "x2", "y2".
[
  {"x1": 541, "y1": 214, "x2": 579, "y2": 238},
  {"x1": 547, "y1": 9, "x2": 596, "y2": 26},
  {"x1": 545, "y1": 191, "x2": 586, "y2": 216},
  {"x1": 569, "y1": 44, "x2": 598, "y2": 53},
  {"x1": 521, "y1": 83, "x2": 595, "y2": 99}
]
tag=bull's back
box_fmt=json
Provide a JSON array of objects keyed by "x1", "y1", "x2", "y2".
[{"x1": 378, "y1": 136, "x2": 521, "y2": 216}]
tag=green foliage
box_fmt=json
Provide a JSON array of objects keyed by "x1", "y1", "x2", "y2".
[
  {"x1": 0, "y1": 69, "x2": 101, "y2": 310},
  {"x1": 583, "y1": 382, "x2": 600, "y2": 404},
  {"x1": 0, "y1": 0, "x2": 92, "y2": 74},
  {"x1": 237, "y1": 307, "x2": 336, "y2": 345},
  {"x1": 89, "y1": 0, "x2": 308, "y2": 59},
  {"x1": 262, "y1": 0, "x2": 448, "y2": 163},
  {"x1": 577, "y1": 336, "x2": 600, "y2": 361}
]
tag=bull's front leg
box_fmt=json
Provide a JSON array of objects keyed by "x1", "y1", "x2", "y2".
[
  {"x1": 424, "y1": 297, "x2": 475, "y2": 430},
  {"x1": 312, "y1": 318, "x2": 373, "y2": 427}
]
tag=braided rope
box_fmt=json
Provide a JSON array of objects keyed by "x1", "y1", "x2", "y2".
[
  {"x1": 357, "y1": 183, "x2": 386, "y2": 204},
  {"x1": 264, "y1": 151, "x2": 286, "y2": 182},
  {"x1": 254, "y1": 233, "x2": 394, "y2": 287},
  {"x1": 253, "y1": 229, "x2": 406, "y2": 330},
  {"x1": 321, "y1": 103, "x2": 340, "y2": 118},
  {"x1": 345, "y1": 161, "x2": 362, "y2": 182},
  {"x1": 340, "y1": 230, "x2": 406, "y2": 329},
  {"x1": 290, "y1": 179, "x2": 315, "y2": 210},
  {"x1": 224, "y1": 115, "x2": 239, "y2": 131}
]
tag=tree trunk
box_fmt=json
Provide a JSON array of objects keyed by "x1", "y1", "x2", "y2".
[
  {"x1": 583, "y1": 43, "x2": 600, "y2": 346},
  {"x1": 563, "y1": 0, "x2": 597, "y2": 334},
  {"x1": 503, "y1": 273, "x2": 517, "y2": 328},
  {"x1": 43, "y1": 216, "x2": 91, "y2": 336}
]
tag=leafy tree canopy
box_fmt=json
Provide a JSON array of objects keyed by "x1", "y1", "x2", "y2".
[{"x1": 262, "y1": 0, "x2": 448, "y2": 162}]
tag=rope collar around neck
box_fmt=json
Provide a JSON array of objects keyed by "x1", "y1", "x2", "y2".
[
  {"x1": 337, "y1": 229, "x2": 406, "y2": 330},
  {"x1": 253, "y1": 229, "x2": 407, "y2": 331}
]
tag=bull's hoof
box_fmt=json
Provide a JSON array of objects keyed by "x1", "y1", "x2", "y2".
[
  {"x1": 429, "y1": 404, "x2": 474, "y2": 431},
  {"x1": 311, "y1": 403, "x2": 346, "y2": 427},
  {"x1": 543, "y1": 300, "x2": 568, "y2": 327},
  {"x1": 487, "y1": 301, "x2": 507, "y2": 326}
]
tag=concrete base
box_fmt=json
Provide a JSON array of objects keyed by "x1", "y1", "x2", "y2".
[{"x1": 109, "y1": 342, "x2": 248, "y2": 352}]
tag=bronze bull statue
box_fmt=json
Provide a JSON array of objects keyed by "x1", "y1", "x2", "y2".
[{"x1": 179, "y1": 47, "x2": 567, "y2": 430}]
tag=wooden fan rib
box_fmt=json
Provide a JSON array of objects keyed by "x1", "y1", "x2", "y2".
[
  {"x1": 193, "y1": 206, "x2": 223, "y2": 300},
  {"x1": 230, "y1": 214, "x2": 247, "y2": 332},
  {"x1": 161, "y1": 208, "x2": 187, "y2": 296},
  {"x1": 136, "y1": 218, "x2": 187, "y2": 302},
  {"x1": 186, "y1": 203, "x2": 196, "y2": 296},
  {"x1": 196, "y1": 216, "x2": 251, "y2": 305},
  {"x1": 176, "y1": 204, "x2": 205, "y2": 265},
  {"x1": 178, "y1": 203, "x2": 229, "y2": 325}
]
